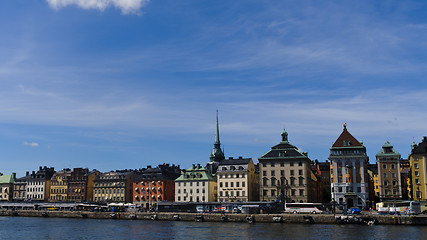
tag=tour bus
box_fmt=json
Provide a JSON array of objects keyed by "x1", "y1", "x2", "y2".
[
  {"x1": 377, "y1": 201, "x2": 421, "y2": 215},
  {"x1": 284, "y1": 203, "x2": 324, "y2": 214}
]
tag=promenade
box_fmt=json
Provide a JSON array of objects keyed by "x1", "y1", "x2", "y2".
[{"x1": 1, "y1": 210, "x2": 427, "y2": 225}]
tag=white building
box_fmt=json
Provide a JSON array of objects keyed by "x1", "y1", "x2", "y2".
[{"x1": 330, "y1": 124, "x2": 369, "y2": 209}]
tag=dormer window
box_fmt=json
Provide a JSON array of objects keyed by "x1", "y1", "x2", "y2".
[{"x1": 344, "y1": 140, "x2": 351, "y2": 146}]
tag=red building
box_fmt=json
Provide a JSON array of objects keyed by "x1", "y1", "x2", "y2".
[{"x1": 133, "y1": 164, "x2": 181, "y2": 209}]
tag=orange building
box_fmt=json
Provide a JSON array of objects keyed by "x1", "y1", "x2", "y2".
[{"x1": 133, "y1": 164, "x2": 181, "y2": 209}]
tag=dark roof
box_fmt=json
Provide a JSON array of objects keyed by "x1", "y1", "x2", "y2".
[
  {"x1": 331, "y1": 124, "x2": 363, "y2": 148},
  {"x1": 219, "y1": 157, "x2": 251, "y2": 166},
  {"x1": 412, "y1": 136, "x2": 427, "y2": 154},
  {"x1": 259, "y1": 135, "x2": 308, "y2": 160}
]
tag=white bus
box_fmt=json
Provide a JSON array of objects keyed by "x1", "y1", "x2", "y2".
[
  {"x1": 377, "y1": 201, "x2": 421, "y2": 215},
  {"x1": 284, "y1": 203, "x2": 324, "y2": 214}
]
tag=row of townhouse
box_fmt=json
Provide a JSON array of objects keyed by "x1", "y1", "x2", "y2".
[{"x1": 1, "y1": 116, "x2": 426, "y2": 210}]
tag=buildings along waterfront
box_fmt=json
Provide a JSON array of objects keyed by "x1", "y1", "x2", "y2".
[{"x1": 1, "y1": 116, "x2": 427, "y2": 213}]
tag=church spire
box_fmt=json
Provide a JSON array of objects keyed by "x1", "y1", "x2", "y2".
[
  {"x1": 210, "y1": 110, "x2": 225, "y2": 162},
  {"x1": 215, "y1": 110, "x2": 220, "y2": 146}
]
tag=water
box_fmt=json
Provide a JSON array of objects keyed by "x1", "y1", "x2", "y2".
[{"x1": 1, "y1": 216, "x2": 427, "y2": 240}]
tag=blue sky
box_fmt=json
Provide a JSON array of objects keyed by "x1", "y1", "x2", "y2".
[{"x1": 1, "y1": 0, "x2": 427, "y2": 176}]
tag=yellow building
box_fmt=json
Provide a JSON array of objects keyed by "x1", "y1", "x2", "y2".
[
  {"x1": 217, "y1": 157, "x2": 259, "y2": 202},
  {"x1": 410, "y1": 137, "x2": 427, "y2": 201},
  {"x1": 50, "y1": 169, "x2": 71, "y2": 202},
  {"x1": 373, "y1": 172, "x2": 379, "y2": 199}
]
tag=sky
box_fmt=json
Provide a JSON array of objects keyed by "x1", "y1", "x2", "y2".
[{"x1": 1, "y1": 0, "x2": 427, "y2": 176}]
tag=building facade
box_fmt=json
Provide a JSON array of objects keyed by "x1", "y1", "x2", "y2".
[
  {"x1": 13, "y1": 174, "x2": 30, "y2": 201},
  {"x1": 409, "y1": 136, "x2": 427, "y2": 201},
  {"x1": 259, "y1": 129, "x2": 317, "y2": 203},
  {"x1": 175, "y1": 164, "x2": 217, "y2": 202},
  {"x1": 329, "y1": 124, "x2": 369, "y2": 209},
  {"x1": 93, "y1": 171, "x2": 135, "y2": 203},
  {"x1": 0, "y1": 173, "x2": 16, "y2": 201},
  {"x1": 26, "y1": 166, "x2": 55, "y2": 201},
  {"x1": 312, "y1": 160, "x2": 331, "y2": 203},
  {"x1": 376, "y1": 141, "x2": 402, "y2": 200},
  {"x1": 133, "y1": 164, "x2": 181, "y2": 209},
  {"x1": 50, "y1": 169, "x2": 72, "y2": 202},
  {"x1": 217, "y1": 157, "x2": 259, "y2": 202},
  {"x1": 67, "y1": 168, "x2": 101, "y2": 202}
]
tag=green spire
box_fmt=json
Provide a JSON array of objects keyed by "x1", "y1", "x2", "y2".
[{"x1": 210, "y1": 110, "x2": 225, "y2": 162}]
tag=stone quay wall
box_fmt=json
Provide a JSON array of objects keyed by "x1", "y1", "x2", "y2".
[{"x1": 1, "y1": 210, "x2": 426, "y2": 225}]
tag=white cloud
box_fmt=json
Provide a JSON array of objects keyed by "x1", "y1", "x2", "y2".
[
  {"x1": 23, "y1": 141, "x2": 39, "y2": 147},
  {"x1": 46, "y1": 0, "x2": 150, "y2": 15}
]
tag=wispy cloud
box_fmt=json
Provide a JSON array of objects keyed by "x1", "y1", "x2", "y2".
[
  {"x1": 46, "y1": 0, "x2": 150, "y2": 15},
  {"x1": 23, "y1": 141, "x2": 39, "y2": 147}
]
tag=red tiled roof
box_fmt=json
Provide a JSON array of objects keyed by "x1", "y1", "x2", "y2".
[{"x1": 332, "y1": 124, "x2": 362, "y2": 148}]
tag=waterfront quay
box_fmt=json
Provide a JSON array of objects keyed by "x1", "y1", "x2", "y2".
[{"x1": 1, "y1": 209, "x2": 427, "y2": 225}]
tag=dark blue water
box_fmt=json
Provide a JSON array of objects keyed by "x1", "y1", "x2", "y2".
[{"x1": 1, "y1": 217, "x2": 426, "y2": 239}]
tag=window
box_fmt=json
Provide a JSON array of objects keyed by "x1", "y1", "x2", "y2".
[
  {"x1": 262, "y1": 163, "x2": 267, "y2": 167},
  {"x1": 271, "y1": 190, "x2": 275, "y2": 196},
  {"x1": 281, "y1": 170, "x2": 284, "y2": 176},
  {"x1": 236, "y1": 174, "x2": 239, "y2": 178},
  {"x1": 271, "y1": 170, "x2": 275, "y2": 176},
  {"x1": 391, "y1": 173, "x2": 396, "y2": 178},
  {"x1": 384, "y1": 189, "x2": 389, "y2": 195},
  {"x1": 291, "y1": 189, "x2": 296, "y2": 196},
  {"x1": 299, "y1": 189, "x2": 304, "y2": 196},
  {"x1": 290, "y1": 162, "x2": 294, "y2": 166},
  {"x1": 242, "y1": 191, "x2": 245, "y2": 196},
  {"x1": 271, "y1": 163, "x2": 275, "y2": 167},
  {"x1": 263, "y1": 171, "x2": 267, "y2": 176},
  {"x1": 415, "y1": 171, "x2": 419, "y2": 177},
  {"x1": 384, "y1": 180, "x2": 388, "y2": 186},
  {"x1": 298, "y1": 162, "x2": 302, "y2": 166},
  {"x1": 242, "y1": 182, "x2": 245, "y2": 187},
  {"x1": 263, "y1": 190, "x2": 268, "y2": 197},
  {"x1": 392, "y1": 180, "x2": 397, "y2": 186},
  {"x1": 225, "y1": 174, "x2": 228, "y2": 178},
  {"x1": 382, "y1": 164, "x2": 386, "y2": 169},
  {"x1": 230, "y1": 182, "x2": 234, "y2": 187},
  {"x1": 338, "y1": 187, "x2": 342, "y2": 192},
  {"x1": 299, "y1": 177, "x2": 303, "y2": 186},
  {"x1": 391, "y1": 164, "x2": 395, "y2": 169},
  {"x1": 263, "y1": 178, "x2": 268, "y2": 186},
  {"x1": 299, "y1": 170, "x2": 303, "y2": 175},
  {"x1": 236, "y1": 182, "x2": 239, "y2": 187},
  {"x1": 225, "y1": 182, "x2": 228, "y2": 187},
  {"x1": 415, "y1": 178, "x2": 420, "y2": 184},
  {"x1": 383, "y1": 173, "x2": 387, "y2": 178},
  {"x1": 220, "y1": 182, "x2": 223, "y2": 188},
  {"x1": 290, "y1": 170, "x2": 294, "y2": 176},
  {"x1": 414, "y1": 163, "x2": 419, "y2": 169},
  {"x1": 280, "y1": 162, "x2": 284, "y2": 167}
]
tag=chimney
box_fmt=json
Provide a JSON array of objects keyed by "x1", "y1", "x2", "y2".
[
  {"x1": 12, "y1": 172, "x2": 16, "y2": 180},
  {"x1": 229, "y1": 157, "x2": 233, "y2": 160},
  {"x1": 39, "y1": 166, "x2": 42, "y2": 170},
  {"x1": 239, "y1": 156, "x2": 242, "y2": 159},
  {"x1": 26, "y1": 171, "x2": 29, "y2": 176}
]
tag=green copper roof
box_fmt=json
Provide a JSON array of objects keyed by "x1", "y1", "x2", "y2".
[
  {"x1": 376, "y1": 141, "x2": 400, "y2": 157},
  {"x1": 175, "y1": 164, "x2": 216, "y2": 182},
  {"x1": 0, "y1": 173, "x2": 15, "y2": 184}
]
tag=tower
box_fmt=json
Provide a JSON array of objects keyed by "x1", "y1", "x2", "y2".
[{"x1": 210, "y1": 110, "x2": 225, "y2": 163}]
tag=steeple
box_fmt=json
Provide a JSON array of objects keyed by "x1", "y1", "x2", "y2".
[{"x1": 210, "y1": 110, "x2": 225, "y2": 163}]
